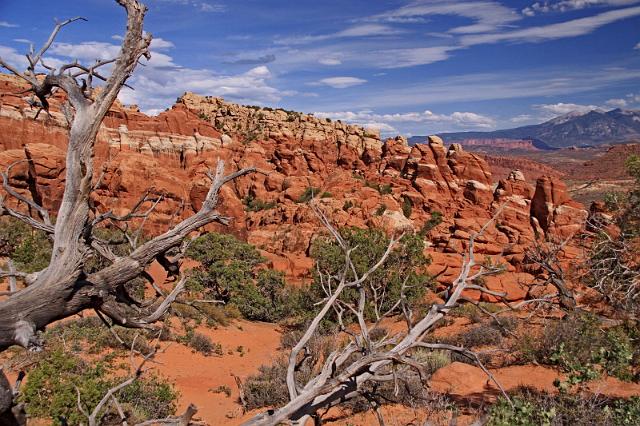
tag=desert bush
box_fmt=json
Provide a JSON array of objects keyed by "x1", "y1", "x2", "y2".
[
  {"x1": 244, "y1": 194, "x2": 276, "y2": 212},
  {"x1": 488, "y1": 388, "x2": 640, "y2": 426},
  {"x1": 310, "y1": 228, "x2": 432, "y2": 322},
  {"x1": 585, "y1": 155, "x2": 640, "y2": 315},
  {"x1": 0, "y1": 217, "x2": 52, "y2": 273},
  {"x1": 412, "y1": 348, "x2": 451, "y2": 374},
  {"x1": 20, "y1": 349, "x2": 177, "y2": 425},
  {"x1": 297, "y1": 187, "x2": 321, "y2": 203},
  {"x1": 457, "y1": 323, "x2": 503, "y2": 348},
  {"x1": 185, "y1": 331, "x2": 222, "y2": 356},
  {"x1": 243, "y1": 358, "x2": 290, "y2": 410},
  {"x1": 401, "y1": 196, "x2": 412, "y2": 218},
  {"x1": 525, "y1": 313, "x2": 634, "y2": 384},
  {"x1": 44, "y1": 317, "x2": 152, "y2": 354},
  {"x1": 186, "y1": 233, "x2": 313, "y2": 323},
  {"x1": 342, "y1": 200, "x2": 354, "y2": 211},
  {"x1": 419, "y1": 211, "x2": 443, "y2": 235}
]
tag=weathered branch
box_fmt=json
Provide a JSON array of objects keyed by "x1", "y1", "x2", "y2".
[{"x1": 244, "y1": 204, "x2": 510, "y2": 425}]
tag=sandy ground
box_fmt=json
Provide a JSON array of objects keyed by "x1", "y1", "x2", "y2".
[{"x1": 150, "y1": 319, "x2": 282, "y2": 425}]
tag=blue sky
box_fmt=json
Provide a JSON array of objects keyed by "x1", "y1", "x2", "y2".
[{"x1": 1, "y1": 0, "x2": 639, "y2": 136}]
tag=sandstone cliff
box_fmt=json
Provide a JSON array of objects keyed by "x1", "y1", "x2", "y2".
[{"x1": 0, "y1": 73, "x2": 588, "y2": 301}]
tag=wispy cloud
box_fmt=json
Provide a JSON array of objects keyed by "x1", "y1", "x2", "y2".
[
  {"x1": 274, "y1": 24, "x2": 403, "y2": 46},
  {"x1": 335, "y1": 66, "x2": 640, "y2": 109},
  {"x1": 363, "y1": 1, "x2": 520, "y2": 34},
  {"x1": 462, "y1": 5, "x2": 640, "y2": 45},
  {"x1": 153, "y1": 0, "x2": 225, "y2": 13},
  {"x1": 312, "y1": 77, "x2": 367, "y2": 89},
  {"x1": 224, "y1": 54, "x2": 276, "y2": 65},
  {"x1": 522, "y1": 0, "x2": 640, "y2": 16},
  {"x1": 635, "y1": 41, "x2": 640, "y2": 48},
  {"x1": 0, "y1": 21, "x2": 18, "y2": 28},
  {"x1": 511, "y1": 114, "x2": 535, "y2": 123},
  {"x1": 318, "y1": 58, "x2": 342, "y2": 66}
]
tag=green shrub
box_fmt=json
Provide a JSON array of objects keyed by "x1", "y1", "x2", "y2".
[
  {"x1": 244, "y1": 194, "x2": 276, "y2": 212},
  {"x1": 0, "y1": 218, "x2": 52, "y2": 273},
  {"x1": 243, "y1": 358, "x2": 290, "y2": 410},
  {"x1": 20, "y1": 349, "x2": 177, "y2": 425},
  {"x1": 401, "y1": 196, "x2": 413, "y2": 218},
  {"x1": 379, "y1": 183, "x2": 393, "y2": 195},
  {"x1": 419, "y1": 211, "x2": 443, "y2": 235},
  {"x1": 524, "y1": 313, "x2": 634, "y2": 384},
  {"x1": 44, "y1": 317, "x2": 152, "y2": 354},
  {"x1": 342, "y1": 200, "x2": 354, "y2": 211},
  {"x1": 310, "y1": 228, "x2": 432, "y2": 322},
  {"x1": 375, "y1": 204, "x2": 387, "y2": 216},
  {"x1": 185, "y1": 331, "x2": 222, "y2": 356},
  {"x1": 296, "y1": 187, "x2": 321, "y2": 203},
  {"x1": 186, "y1": 233, "x2": 309, "y2": 323},
  {"x1": 488, "y1": 389, "x2": 640, "y2": 426}
]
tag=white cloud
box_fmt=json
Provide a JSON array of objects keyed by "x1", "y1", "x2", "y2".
[
  {"x1": 375, "y1": 46, "x2": 455, "y2": 69},
  {"x1": 535, "y1": 102, "x2": 600, "y2": 115},
  {"x1": 155, "y1": 0, "x2": 225, "y2": 12},
  {"x1": 199, "y1": 2, "x2": 225, "y2": 12},
  {"x1": 0, "y1": 36, "x2": 286, "y2": 113},
  {"x1": 274, "y1": 24, "x2": 403, "y2": 46},
  {"x1": 363, "y1": 1, "x2": 520, "y2": 34},
  {"x1": 314, "y1": 109, "x2": 496, "y2": 134},
  {"x1": 462, "y1": 5, "x2": 640, "y2": 45},
  {"x1": 313, "y1": 77, "x2": 367, "y2": 89},
  {"x1": 625, "y1": 92, "x2": 640, "y2": 104},
  {"x1": 0, "y1": 21, "x2": 18, "y2": 28},
  {"x1": 318, "y1": 58, "x2": 342, "y2": 66},
  {"x1": 50, "y1": 42, "x2": 121, "y2": 61},
  {"x1": 150, "y1": 38, "x2": 175, "y2": 50},
  {"x1": 12, "y1": 38, "x2": 31, "y2": 44},
  {"x1": 606, "y1": 98, "x2": 628, "y2": 107},
  {"x1": 523, "y1": 0, "x2": 640, "y2": 16},
  {"x1": 511, "y1": 114, "x2": 535, "y2": 123},
  {"x1": 635, "y1": 41, "x2": 640, "y2": 49}
]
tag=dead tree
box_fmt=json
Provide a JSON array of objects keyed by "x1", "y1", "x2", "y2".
[
  {"x1": 243, "y1": 205, "x2": 510, "y2": 426},
  {"x1": 525, "y1": 237, "x2": 577, "y2": 311},
  {"x1": 0, "y1": 0, "x2": 255, "y2": 419}
]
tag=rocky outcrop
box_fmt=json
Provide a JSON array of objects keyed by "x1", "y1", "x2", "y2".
[
  {"x1": 178, "y1": 93, "x2": 382, "y2": 157},
  {"x1": 0, "y1": 73, "x2": 588, "y2": 301},
  {"x1": 531, "y1": 176, "x2": 588, "y2": 239}
]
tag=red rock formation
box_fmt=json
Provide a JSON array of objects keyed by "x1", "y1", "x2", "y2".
[{"x1": 0, "y1": 73, "x2": 588, "y2": 301}]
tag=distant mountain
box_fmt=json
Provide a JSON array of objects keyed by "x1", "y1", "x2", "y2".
[{"x1": 409, "y1": 109, "x2": 640, "y2": 148}]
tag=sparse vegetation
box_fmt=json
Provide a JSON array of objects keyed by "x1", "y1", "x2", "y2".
[
  {"x1": 420, "y1": 211, "x2": 443, "y2": 235},
  {"x1": 518, "y1": 313, "x2": 635, "y2": 385},
  {"x1": 244, "y1": 194, "x2": 276, "y2": 212},
  {"x1": 402, "y1": 196, "x2": 413, "y2": 218},
  {"x1": 488, "y1": 388, "x2": 640, "y2": 426},
  {"x1": 342, "y1": 200, "x2": 354, "y2": 211},
  {"x1": 0, "y1": 218, "x2": 52, "y2": 273},
  {"x1": 20, "y1": 349, "x2": 177, "y2": 425},
  {"x1": 296, "y1": 186, "x2": 321, "y2": 203},
  {"x1": 186, "y1": 232, "x2": 309, "y2": 322},
  {"x1": 310, "y1": 228, "x2": 432, "y2": 321},
  {"x1": 184, "y1": 331, "x2": 222, "y2": 356}
]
